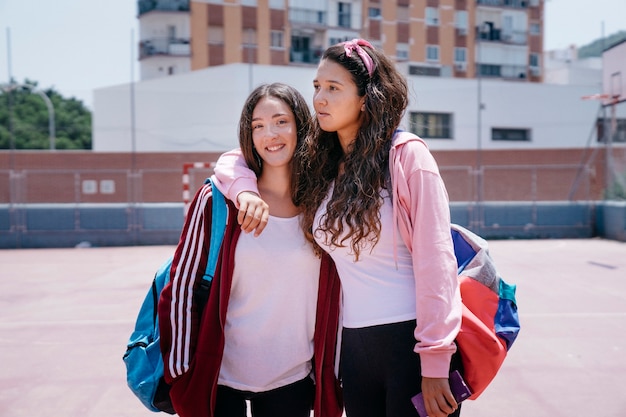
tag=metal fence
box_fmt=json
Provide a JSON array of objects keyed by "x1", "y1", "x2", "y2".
[
  {"x1": 1, "y1": 163, "x2": 599, "y2": 204},
  {"x1": 0, "y1": 164, "x2": 607, "y2": 248}
]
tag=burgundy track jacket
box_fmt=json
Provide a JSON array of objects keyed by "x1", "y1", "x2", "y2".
[{"x1": 158, "y1": 183, "x2": 343, "y2": 417}]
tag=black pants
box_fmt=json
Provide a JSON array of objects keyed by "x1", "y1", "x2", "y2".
[
  {"x1": 341, "y1": 320, "x2": 463, "y2": 417},
  {"x1": 214, "y1": 376, "x2": 314, "y2": 417}
]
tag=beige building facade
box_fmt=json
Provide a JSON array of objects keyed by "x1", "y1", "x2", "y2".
[{"x1": 139, "y1": 0, "x2": 544, "y2": 82}]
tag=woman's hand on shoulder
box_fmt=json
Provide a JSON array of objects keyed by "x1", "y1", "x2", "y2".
[{"x1": 237, "y1": 192, "x2": 269, "y2": 237}]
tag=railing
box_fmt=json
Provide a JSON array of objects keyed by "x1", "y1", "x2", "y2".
[
  {"x1": 476, "y1": 63, "x2": 528, "y2": 79},
  {"x1": 139, "y1": 37, "x2": 191, "y2": 59},
  {"x1": 289, "y1": 8, "x2": 327, "y2": 25},
  {"x1": 477, "y1": 27, "x2": 527, "y2": 45},
  {"x1": 477, "y1": 0, "x2": 529, "y2": 8},
  {"x1": 290, "y1": 48, "x2": 324, "y2": 64},
  {"x1": 138, "y1": 0, "x2": 189, "y2": 16}
]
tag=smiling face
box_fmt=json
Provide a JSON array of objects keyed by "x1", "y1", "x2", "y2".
[
  {"x1": 251, "y1": 96, "x2": 297, "y2": 171},
  {"x1": 313, "y1": 59, "x2": 365, "y2": 152}
]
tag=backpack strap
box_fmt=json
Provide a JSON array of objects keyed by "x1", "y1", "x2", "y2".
[
  {"x1": 194, "y1": 177, "x2": 227, "y2": 310},
  {"x1": 203, "y1": 177, "x2": 227, "y2": 283}
]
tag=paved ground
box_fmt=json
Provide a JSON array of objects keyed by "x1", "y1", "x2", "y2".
[{"x1": 1, "y1": 238, "x2": 625, "y2": 417}]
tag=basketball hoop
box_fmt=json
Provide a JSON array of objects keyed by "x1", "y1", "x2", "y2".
[{"x1": 581, "y1": 93, "x2": 621, "y2": 105}]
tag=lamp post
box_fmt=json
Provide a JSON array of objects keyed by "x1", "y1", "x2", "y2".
[
  {"x1": 246, "y1": 28, "x2": 254, "y2": 93},
  {"x1": 475, "y1": 22, "x2": 489, "y2": 232},
  {"x1": 1, "y1": 82, "x2": 56, "y2": 150},
  {"x1": 4, "y1": 27, "x2": 56, "y2": 150}
]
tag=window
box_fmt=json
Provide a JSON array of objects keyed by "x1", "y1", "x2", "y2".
[
  {"x1": 397, "y1": 5, "x2": 409, "y2": 22},
  {"x1": 397, "y1": 44, "x2": 409, "y2": 60},
  {"x1": 492, "y1": 128, "x2": 531, "y2": 141},
  {"x1": 477, "y1": 21, "x2": 493, "y2": 40},
  {"x1": 454, "y1": 47, "x2": 467, "y2": 63},
  {"x1": 426, "y1": 7, "x2": 439, "y2": 26},
  {"x1": 207, "y1": 27, "x2": 224, "y2": 44},
  {"x1": 269, "y1": 0, "x2": 284, "y2": 8},
  {"x1": 529, "y1": 23, "x2": 540, "y2": 35},
  {"x1": 271, "y1": 31, "x2": 284, "y2": 48},
  {"x1": 368, "y1": 7, "x2": 381, "y2": 19},
  {"x1": 409, "y1": 65, "x2": 441, "y2": 76},
  {"x1": 529, "y1": 53, "x2": 540, "y2": 67},
  {"x1": 455, "y1": 11, "x2": 468, "y2": 30},
  {"x1": 529, "y1": 53, "x2": 540, "y2": 76},
  {"x1": 596, "y1": 118, "x2": 626, "y2": 143},
  {"x1": 502, "y1": 16, "x2": 513, "y2": 34},
  {"x1": 426, "y1": 45, "x2": 439, "y2": 62},
  {"x1": 478, "y1": 64, "x2": 501, "y2": 77},
  {"x1": 410, "y1": 112, "x2": 453, "y2": 139},
  {"x1": 243, "y1": 29, "x2": 257, "y2": 46},
  {"x1": 330, "y1": 36, "x2": 351, "y2": 46},
  {"x1": 338, "y1": 2, "x2": 351, "y2": 28},
  {"x1": 454, "y1": 48, "x2": 467, "y2": 71},
  {"x1": 291, "y1": 35, "x2": 312, "y2": 63},
  {"x1": 397, "y1": 50, "x2": 409, "y2": 60}
]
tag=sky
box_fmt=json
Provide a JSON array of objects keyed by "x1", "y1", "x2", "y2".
[{"x1": 1, "y1": 0, "x2": 625, "y2": 109}]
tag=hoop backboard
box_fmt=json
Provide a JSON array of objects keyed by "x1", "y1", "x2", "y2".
[{"x1": 602, "y1": 39, "x2": 626, "y2": 105}]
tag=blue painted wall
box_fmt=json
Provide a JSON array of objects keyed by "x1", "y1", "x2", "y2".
[{"x1": 1, "y1": 201, "x2": 624, "y2": 249}]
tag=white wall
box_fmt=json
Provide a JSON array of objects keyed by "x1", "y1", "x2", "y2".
[
  {"x1": 407, "y1": 77, "x2": 604, "y2": 150},
  {"x1": 544, "y1": 52, "x2": 602, "y2": 86},
  {"x1": 603, "y1": 40, "x2": 626, "y2": 101},
  {"x1": 93, "y1": 63, "x2": 626, "y2": 152},
  {"x1": 140, "y1": 56, "x2": 191, "y2": 80}
]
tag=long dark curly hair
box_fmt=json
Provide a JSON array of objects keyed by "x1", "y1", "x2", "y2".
[{"x1": 294, "y1": 41, "x2": 408, "y2": 259}]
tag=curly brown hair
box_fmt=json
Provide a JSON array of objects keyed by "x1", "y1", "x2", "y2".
[{"x1": 294, "y1": 41, "x2": 408, "y2": 259}]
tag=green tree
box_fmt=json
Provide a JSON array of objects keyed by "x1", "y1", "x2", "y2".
[
  {"x1": 578, "y1": 31, "x2": 626, "y2": 58},
  {"x1": 0, "y1": 79, "x2": 92, "y2": 150}
]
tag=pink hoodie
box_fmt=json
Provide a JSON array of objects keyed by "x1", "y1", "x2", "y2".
[{"x1": 213, "y1": 130, "x2": 461, "y2": 378}]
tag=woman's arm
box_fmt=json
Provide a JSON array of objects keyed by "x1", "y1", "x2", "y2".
[
  {"x1": 394, "y1": 139, "x2": 461, "y2": 375},
  {"x1": 213, "y1": 148, "x2": 269, "y2": 236},
  {"x1": 408, "y1": 166, "x2": 461, "y2": 375},
  {"x1": 393, "y1": 139, "x2": 462, "y2": 417}
]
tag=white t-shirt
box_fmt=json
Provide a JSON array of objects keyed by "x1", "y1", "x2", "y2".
[
  {"x1": 314, "y1": 188, "x2": 416, "y2": 328},
  {"x1": 218, "y1": 214, "x2": 320, "y2": 392}
]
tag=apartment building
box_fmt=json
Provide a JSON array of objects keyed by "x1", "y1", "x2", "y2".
[
  {"x1": 137, "y1": 0, "x2": 544, "y2": 82},
  {"x1": 137, "y1": 0, "x2": 192, "y2": 80}
]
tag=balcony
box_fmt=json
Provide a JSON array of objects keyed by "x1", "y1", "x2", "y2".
[
  {"x1": 477, "y1": 26, "x2": 527, "y2": 45},
  {"x1": 477, "y1": 0, "x2": 529, "y2": 8},
  {"x1": 289, "y1": 47, "x2": 324, "y2": 64},
  {"x1": 477, "y1": 63, "x2": 528, "y2": 80},
  {"x1": 138, "y1": 0, "x2": 190, "y2": 16},
  {"x1": 289, "y1": 8, "x2": 327, "y2": 26},
  {"x1": 139, "y1": 37, "x2": 191, "y2": 59}
]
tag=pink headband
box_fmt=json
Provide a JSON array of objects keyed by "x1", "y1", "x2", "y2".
[{"x1": 342, "y1": 39, "x2": 375, "y2": 77}]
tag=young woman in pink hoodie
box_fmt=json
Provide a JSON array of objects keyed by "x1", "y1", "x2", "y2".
[{"x1": 214, "y1": 40, "x2": 462, "y2": 417}]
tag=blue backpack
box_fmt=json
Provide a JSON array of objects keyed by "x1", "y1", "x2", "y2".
[{"x1": 123, "y1": 178, "x2": 227, "y2": 413}]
